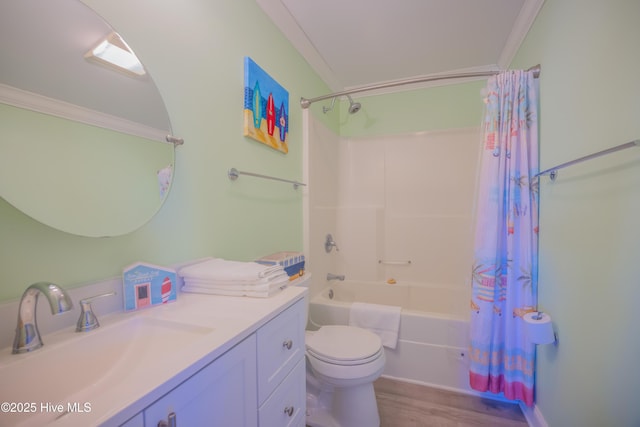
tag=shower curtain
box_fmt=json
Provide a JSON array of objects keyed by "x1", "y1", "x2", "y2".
[{"x1": 469, "y1": 70, "x2": 539, "y2": 406}]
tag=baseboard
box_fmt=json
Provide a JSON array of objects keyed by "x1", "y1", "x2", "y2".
[
  {"x1": 519, "y1": 402, "x2": 549, "y2": 427},
  {"x1": 380, "y1": 374, "x2": 514, "y2": 403}
]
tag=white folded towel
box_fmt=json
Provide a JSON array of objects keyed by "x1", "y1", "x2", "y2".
[
  {"x1": 183, "y1": 276, "x2": 289, "y2": 292},
  {"x1": 178, "y1": 258, "x2": 284, "y2": 282},
  {"x1": 349, "y1": 302, "x2": 402, "y2": 349},
  {"x1": 182, "y1": 271, "x2": 289, "y2": 288},
  {"x1": 181, "y1": 282, "x2": 287, "y2": 298}
]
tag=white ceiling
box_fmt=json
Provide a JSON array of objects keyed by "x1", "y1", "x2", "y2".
[{"x1": 257, "y1": 0, "x2": 544, "y2": 93}]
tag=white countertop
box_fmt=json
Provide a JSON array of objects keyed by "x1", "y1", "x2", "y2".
[{"x1": 0, "y1": 284, "x2": 307, "y2": 427}]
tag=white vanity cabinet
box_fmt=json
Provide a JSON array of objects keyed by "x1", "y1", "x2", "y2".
[
  {"x1": 143, "y1": 334, "x2": 258, "y2": 427},
  {"x1": 257, "y1": 297, "x2": 306, "y2": 426},
  {"x1": 115, "y1": 294, "x2": 307, "y2": 427}
]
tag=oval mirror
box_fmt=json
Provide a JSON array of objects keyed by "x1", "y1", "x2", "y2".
[{"x1": 0, "y1": 0, "x2": 178, "y2": 237}]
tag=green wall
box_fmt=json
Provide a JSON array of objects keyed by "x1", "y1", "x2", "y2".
[
  {"x1": 0, "y1": 0, "x2": 333, "y2": 301},
  {"x1": 512, "y1": 0, "x2": 640, "y2": 425},
  {"x1": 330, "y1": 81, "x2": 485, "y2": 138}
]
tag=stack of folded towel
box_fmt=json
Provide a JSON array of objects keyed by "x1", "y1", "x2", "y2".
[{"x1": 178, "y1": 258, "x2": 289, "y2": 298}]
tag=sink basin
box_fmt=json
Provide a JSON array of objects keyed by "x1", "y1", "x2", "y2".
[{"x1": 0, "y1": 315, "x2": 213, "y2": 426}]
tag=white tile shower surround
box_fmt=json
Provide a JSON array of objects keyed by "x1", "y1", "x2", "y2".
[{"x1": 308, "y1": 127, "x2": 481, "y2": 287}]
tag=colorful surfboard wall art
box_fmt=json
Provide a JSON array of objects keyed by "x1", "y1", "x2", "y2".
[{"x1": 243, "y1": 57, "x2": 289, "y2": 153}]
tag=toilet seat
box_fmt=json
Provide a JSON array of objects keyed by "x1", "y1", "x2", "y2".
[{"x1": 306, "y1": 325, "x2": 383, "y2": 366}]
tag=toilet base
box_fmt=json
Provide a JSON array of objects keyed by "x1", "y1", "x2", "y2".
[
  {"x1": 332, "y1": 382, "x2": 380, "y2": 427},
  {"x1": 306, "y1": 370, "x2": 381, "y2": 427},
  {"x1": 306, "y1": 402, "x2": 340, "y2": 427},
  {"x1": 306, "y1": 369, "x2": 340, "y2": 427}
]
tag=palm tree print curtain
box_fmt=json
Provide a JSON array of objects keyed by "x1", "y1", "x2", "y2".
[{"x1": 469, "y1": 70, "x2": 539, "y2": 407}]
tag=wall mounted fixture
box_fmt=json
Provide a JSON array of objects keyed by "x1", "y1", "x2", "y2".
[
  {"x1": 378, "y1": 260, "x2": 411, "y2": 265},
  {"x1": 535, "y1": 139, "x2": 640, "y2": 181},
  {"x1": 325, "y1": 234, "x2": 339, "y2": 253},
  {"x1": 323, "y1": 97, "x2": 336, "y2": 113},
  {"x1": 321, "y1": 95, "x2": 361, "y2": 114},
  {"x1": 228, "y1": 167, "x2": 306, "y2": 189},
  {"x1": 300, "y1": 65, "x2": 540, "y2": 109},
  {"x1": 346, "y1": 95, "x2": 361, "y2": 114},
  {"x1": 523, "y1": 311, "x2": 556, "y2": 345},
  {"x1": 85, "y1": 32, "x2": 145, "y2": 77}
]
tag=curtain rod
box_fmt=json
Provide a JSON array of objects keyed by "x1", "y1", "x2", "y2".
[{"x1": 300, "y1": 64, "x2": 541, "y2": 109}]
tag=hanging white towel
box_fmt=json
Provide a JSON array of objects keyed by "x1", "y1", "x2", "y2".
[{"x1": 349, "y1": 302, "x2": 401, "y2": 349}]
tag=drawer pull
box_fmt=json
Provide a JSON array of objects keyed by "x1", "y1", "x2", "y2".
[
  {"x1": 158, "y1": 412, "x2": 177, "y2": 427},
  {"x1": 284, "y1": 406, "x2": 294, "y2": 417},
  {"x1": 282, "y1": 339, "x2": 293, "y2": 350}
]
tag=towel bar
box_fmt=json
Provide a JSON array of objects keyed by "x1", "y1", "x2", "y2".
[
  {"x1": 227, "y1": 167, "x2": 306, "y2": 189},
  {"x1": 535, "y1": 139, "x2": 640, "y2": 181},
  {"x1": 378, "y1": 260, "x2": 411, "y2": 265}
]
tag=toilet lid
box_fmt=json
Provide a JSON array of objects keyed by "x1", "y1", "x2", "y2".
[{"x1": 306, "y1": 325, "x2": 382, "y2": 362}]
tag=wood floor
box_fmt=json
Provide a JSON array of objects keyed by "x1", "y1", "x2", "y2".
[{"x1": 374, "y1": 377, "x2": 529, "y2": 427}]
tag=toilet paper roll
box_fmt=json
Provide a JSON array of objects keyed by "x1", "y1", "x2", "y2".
[{"x1": 523, "y1": 312, "x2": 555, "y2": 344}]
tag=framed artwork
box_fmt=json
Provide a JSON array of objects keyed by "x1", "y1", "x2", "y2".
[{"x1": 243, "y1": 57, "x2": 289, "y2": 153}]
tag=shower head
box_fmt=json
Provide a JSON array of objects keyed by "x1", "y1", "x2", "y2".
[
  {"x1": 347, "y1": 95, "x2": 361, "y2": 114},
  {"x1": 322, "y1": 97, "x2": 336, "y2": 114},
  {"x1": 322, "y1": 95, "x2": 361, "y2": 114}
]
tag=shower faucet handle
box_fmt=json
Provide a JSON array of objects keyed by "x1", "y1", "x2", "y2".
[{"x1": 325, "y1": 234, "x2": 339, "y2": 253}]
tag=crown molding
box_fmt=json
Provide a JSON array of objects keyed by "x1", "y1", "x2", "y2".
[{"x1": 498, "y1": 0, "x2": 546, "y2": 69}]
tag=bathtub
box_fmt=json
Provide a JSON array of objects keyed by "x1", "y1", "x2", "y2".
[{"x1": 309, "y1": 280, "x2": 473, "y2": 392}]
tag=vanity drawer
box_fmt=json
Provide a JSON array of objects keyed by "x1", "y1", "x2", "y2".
[
  {"x1": 256, "y1": 297, "x2": 306, "y2": 403},
  {"x1": 258, "y1": 358, "x2": 305, "y2": 427}
]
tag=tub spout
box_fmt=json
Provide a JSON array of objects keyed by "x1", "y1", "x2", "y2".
[
  {"x1": 327, "y1": 273, "x2": 345, "y2": 281},
  {"x1": 12, "y1": 282, "x2": 73, "y2": 354}
]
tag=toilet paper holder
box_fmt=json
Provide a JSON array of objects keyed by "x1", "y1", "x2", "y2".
[
  {"x1": 531, "y1": 311, "x2": 544, "y2": 320},
  {"x1": 525, "y1": 311, "x2": 558, "y2": 345}
]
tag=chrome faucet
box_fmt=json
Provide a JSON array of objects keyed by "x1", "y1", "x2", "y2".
[
  {"x1": 325, "y1": 234, "x2": 339, "y2": 253},
  {"x1": 13, "y1": 282, "x2": 73, "y2": 354},
  {"x1": 327, "y1": 273, "x2": 345, "y2": 281}
]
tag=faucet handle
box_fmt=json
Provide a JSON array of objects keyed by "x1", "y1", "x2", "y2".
[
  {"x1": 76, "y1": 292, "x2": 116, "y2": 332},
  {"x1": 325, "y1": 233, "x2": 339, "y2": 253}
]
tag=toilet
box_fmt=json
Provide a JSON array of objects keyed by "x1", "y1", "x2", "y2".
[{"x1": 298, "y1": 275, "x2": 386, "y2": 427}]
